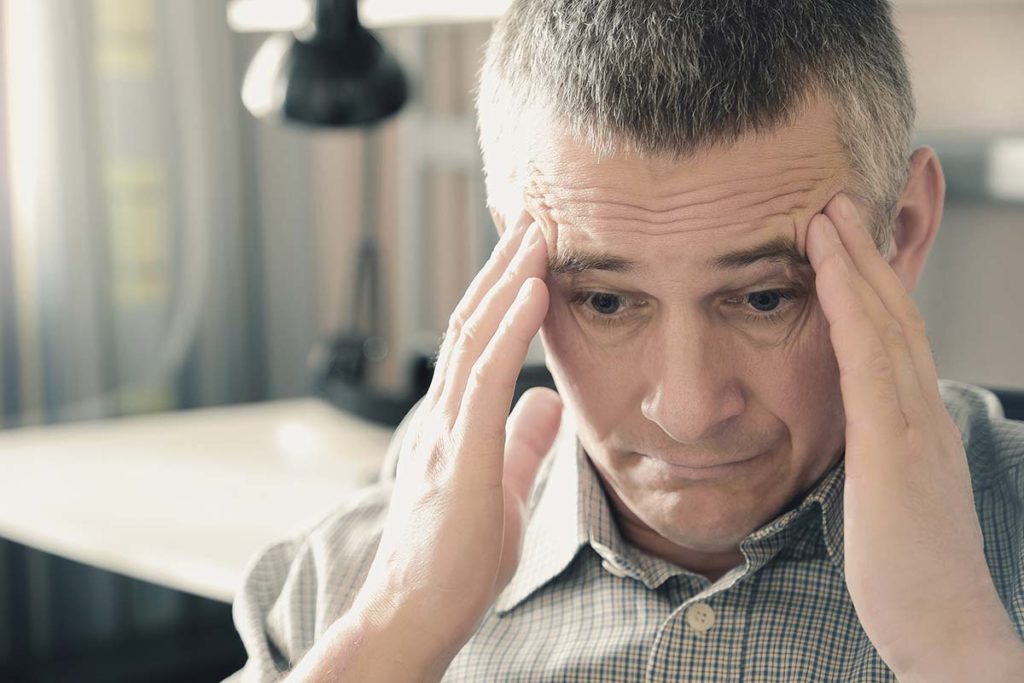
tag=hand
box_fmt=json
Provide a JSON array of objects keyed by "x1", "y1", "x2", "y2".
[
  {"x1": 805, "y1": 193, "x2": 1023, "y2": 680},
  {"x1": 347, "y1": 221, "x2": 562, "y2": 677}
]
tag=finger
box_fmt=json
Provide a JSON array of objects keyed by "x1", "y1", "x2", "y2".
[
  {"x1": 845, "y1": 243, "x2": 930, "y2": 426},
  {"x1": 812, "y1": 212, "x2": 927, "y2": 423},
  {"x1": 502, "y1": 387, "x2": 563, "y2": 505},
  {"x1": 806, "y1": 213, "x2": 909, "y2": 438},
  {"x1": 454, "y1": 277, "x2": 549, "y2": 471},
  {"x1": 441, "y1": 224, "x2": 549, "y2": 420},
  {"x1": 426, "y1": 218, "x2": 533, "y2": 405},
  {"x1": 825, "y1": 193, "x2": 944, "y2": 413}
]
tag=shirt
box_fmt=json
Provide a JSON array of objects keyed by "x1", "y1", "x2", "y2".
[{"x1": 227, "y1": 379, "x2": 1024, "y2": 682}]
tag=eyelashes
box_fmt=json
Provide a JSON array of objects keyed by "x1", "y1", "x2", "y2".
[{"x1": 568, "y1": 287, "x2": 807, "y2": 328}]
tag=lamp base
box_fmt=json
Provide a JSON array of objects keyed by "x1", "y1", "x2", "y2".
[{"x1": 314, "y1": 349, "x2": 559, "y2": 428}]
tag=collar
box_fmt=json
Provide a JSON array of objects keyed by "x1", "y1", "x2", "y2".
[{"x1": 494, "y1": 408, "x2": 847, "y2": 615}]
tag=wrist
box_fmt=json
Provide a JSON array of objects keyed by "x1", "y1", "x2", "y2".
[
  {"x1": 284, "y1": 601, "x2": 461, "y2": 683},
  {"x1": 895, "y1": 617, "x2": 1024, "y2": 683},
  {"x1": 353, "y1": 591, "x2": 468, "y2": 679}
]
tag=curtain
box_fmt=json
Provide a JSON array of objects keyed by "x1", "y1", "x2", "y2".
[
  {"x1": 0, "y1": 0, "x2": 499, "y2": 672},
  {"x1": 0, "y1": 0, "x2": 274, "y2": 668}
]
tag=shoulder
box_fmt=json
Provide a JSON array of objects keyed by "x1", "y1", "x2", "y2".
[
  {"x1": 231, "y1": 480, "x2": 393, "y2": 680},
  {"x1": 939, "y1": 379, "x2": 1024, "y2": 488},
  {"x1": 941, "y1": 380, "x2": 1024, "y2": 635}
]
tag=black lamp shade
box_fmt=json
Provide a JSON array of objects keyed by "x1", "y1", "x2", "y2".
[{"x1": 242, "y1": 0, "x2": 408, "y2": 127}]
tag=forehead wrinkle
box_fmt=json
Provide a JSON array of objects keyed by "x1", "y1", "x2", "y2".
[
  {"x1": 547, "y1": 184, "x2": 820, "y2": 227},
  {"x1": 526, "y1": 162, "x2": 834, "y2": 214},
  {"x1": 526, "y1": 174, "x2": 837, "y2": 240},
  {"x1": 547, "y1": 208, "x2": 812, "y2": 238},
  {"x1": 548, "y1": 210, "x2": 802, "y2": 242}
]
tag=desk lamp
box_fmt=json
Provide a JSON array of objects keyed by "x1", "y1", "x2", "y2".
[{"x1": 236, "y1": 0, "x2": 412, "y2": 425}]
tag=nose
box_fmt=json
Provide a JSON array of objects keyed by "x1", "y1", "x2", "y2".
[{"x1": 640, "y1": 320, "x2": 746, "y2": 444}]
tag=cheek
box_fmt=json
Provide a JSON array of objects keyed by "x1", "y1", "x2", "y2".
[
  {"x1": 540, "y1": 302, "x2": 637, "y2": 430},
  {"x1": 764, "y1": 308, "x2": 845, "y2": 437}
]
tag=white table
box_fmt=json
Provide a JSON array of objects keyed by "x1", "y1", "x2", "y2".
[{"x1": 0, "y1": 399, "x2": 396, "y2": 603}]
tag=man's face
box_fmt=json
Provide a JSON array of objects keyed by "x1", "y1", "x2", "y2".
[{"x1": 500, "y1": 96, "x2": 860, "y2": 558}]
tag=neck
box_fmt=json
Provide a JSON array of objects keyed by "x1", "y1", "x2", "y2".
[
  {"x1": 595, "y1": 474, "x2": 746, "y2": 582},
  {"x1": 615, "y1": 509, "x2": 746, "y2": 583}
]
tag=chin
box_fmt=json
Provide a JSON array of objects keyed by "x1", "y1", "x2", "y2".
[{"x1": 629, "y1": 481, "x2": 776, "y2": 545}]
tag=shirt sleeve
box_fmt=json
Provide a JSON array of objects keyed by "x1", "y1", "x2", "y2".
[{"x1": 224, "y1": 481, "x2": 394, "y2": 682}]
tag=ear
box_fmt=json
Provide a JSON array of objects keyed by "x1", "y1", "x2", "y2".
[{"x1": 887, "y1": 147, "x2": 945, "y2": 292}]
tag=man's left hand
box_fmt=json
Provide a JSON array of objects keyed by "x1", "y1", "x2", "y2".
[{"x1": 805, "y1": 192, "x2": 1024, "y2": 682}]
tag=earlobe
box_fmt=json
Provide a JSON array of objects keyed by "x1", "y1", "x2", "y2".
[{"x1": 888, "y1": 147, "x2": 945, "y2": 292}]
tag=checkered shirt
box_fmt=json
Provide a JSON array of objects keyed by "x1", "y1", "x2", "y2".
[{"x1": 227, "y1": 380, "x2": 1024, "y2": 681}]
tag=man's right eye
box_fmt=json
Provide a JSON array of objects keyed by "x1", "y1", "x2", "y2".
[{"x1": 568, "y1": 291, "x2": 640, "y2": 325}]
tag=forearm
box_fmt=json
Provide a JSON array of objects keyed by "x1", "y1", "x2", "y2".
[{"x1": 283, "y1": 606, "x2": 457, "y2": 683}]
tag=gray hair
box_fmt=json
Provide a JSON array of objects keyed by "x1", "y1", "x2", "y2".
[{"x1": 475, "y1": 0, "x2": 916, "y2": 252}]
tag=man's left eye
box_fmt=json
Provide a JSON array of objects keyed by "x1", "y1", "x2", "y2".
[
  {"x1": 736, "y1": 288, "x2": 803, "y2": 322},
  {"x1": 747, "y1": 290, "x2": 784, "y2": 312}
]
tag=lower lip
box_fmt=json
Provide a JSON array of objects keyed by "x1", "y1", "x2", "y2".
[{"x1": 642, "y1": 451, "x2": 768, "y2": 479}]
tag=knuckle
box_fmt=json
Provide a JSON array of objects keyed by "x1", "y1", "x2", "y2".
[
  {"x1": 865, "y1": 351, "x2": 895, "y2": 383},
  {"x1": 498, "y1": 268, "x2": 520, "y2": 293},
  {"x1": 496, "y1": 315, "x2": 515, "y2": 337},
  {"x1": 422, "y1": 427, "x2": 457, "y2": 478},
  {"x1": 468, "y1": 359, "x2": 491, "y2": 390},
  {"x1": 903, "y1": 308, "x2": 927, "y2": 335},
  {"x1": 499, "y1": 234, "x2": 522, "y2": 260},
  {"x1": 821, "y1": 252, "x2": 848, "y2": 280},
  {"x1": 502, "y1": 317, "x2": 531, "y2": 345},
  {"x1": 446, "y1": 310, "x2": 467, "y2": 338},
  {"x1": 881, "y1": 319, "x2": 905, "y2": 345},
  {"x1": 456, "y1": 321, "x2": 483, "y2": 354}
]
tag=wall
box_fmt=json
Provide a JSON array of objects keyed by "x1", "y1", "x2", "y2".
[{"x1": 897, "y1": 5, "x2": 1024, "y2": 387}]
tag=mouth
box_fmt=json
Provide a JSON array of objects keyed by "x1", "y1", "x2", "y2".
[{"x1": 639, "y1": 450, "x2": 767, "y2": 474}]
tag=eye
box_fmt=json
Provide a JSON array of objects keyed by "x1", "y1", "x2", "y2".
[
  {"x1": 589, "y1": 292, "x2": 622, "y2": 315},
  {"x1": 737, "y1": 288, "x2": 804, "y2": 323},
  {"x1": 747, "y1": 290, "x2": 783, "y2": 312},
  {"x1": 568, "y1": 290, "x2": 637, "y2": 324}
]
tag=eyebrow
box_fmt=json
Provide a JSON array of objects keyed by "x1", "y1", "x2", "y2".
[
  {"x1": 708, "y1": 236, "x2": 811, "y2": 271},
  {"x1": 547, "y1": 236, "x2": 810, "y2": 276}
]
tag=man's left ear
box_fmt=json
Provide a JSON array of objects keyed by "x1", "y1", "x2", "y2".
[{"x1": 888, "y1": 146, "x2": 946, "y2": 292}]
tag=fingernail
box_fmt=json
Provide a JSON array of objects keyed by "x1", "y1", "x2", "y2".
[
  {"x1": 838, "y1": 194, "x2": 858, "y2": 222},
  {"x1": 820, "y1": 215, "x2": 842, "y2": 245},
  {"x1": 527, "y1": 223, "x2": 544, "y2": 246},
  {"x1": 498, "y1": 221, "x2": 527, "y2": 247}
]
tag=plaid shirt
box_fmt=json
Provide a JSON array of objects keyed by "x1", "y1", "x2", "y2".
[{"x1": 228, "y1": 380, "x2": 1024, "y2": 682}]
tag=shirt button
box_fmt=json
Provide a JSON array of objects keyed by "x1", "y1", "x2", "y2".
[{"x1": 685, "y1": 602, "x2": 716, "y2": 633}]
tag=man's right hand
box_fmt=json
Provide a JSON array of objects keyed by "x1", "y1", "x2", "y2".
[{"x1": 286, "y1": 220, "x2": 563, "y2": 682}]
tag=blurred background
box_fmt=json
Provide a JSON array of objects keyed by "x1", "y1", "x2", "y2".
[{"x1": 0, "y1": 0, "x2": 1021, "y2": 680}]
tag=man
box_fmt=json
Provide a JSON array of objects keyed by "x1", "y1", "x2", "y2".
[{"x1": 228, "y1": 1, "x2": 1024, "y2": 681}]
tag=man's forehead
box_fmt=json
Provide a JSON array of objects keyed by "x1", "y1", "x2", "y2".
[
  {"x1": 524, "y1": 144, "x2": 845, "y2": 255},
  {"x1": 518, "y1": 95, "x2": 848, "y2": 243}
]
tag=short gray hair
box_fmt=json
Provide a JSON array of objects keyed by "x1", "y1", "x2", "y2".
[{"x1": 475, "y1": 0, "x2": 916, "y2": 252}]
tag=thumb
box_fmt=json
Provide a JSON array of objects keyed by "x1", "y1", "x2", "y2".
[{"x1": 503, "y1": 387, "x2": 563, "y2": 505}]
